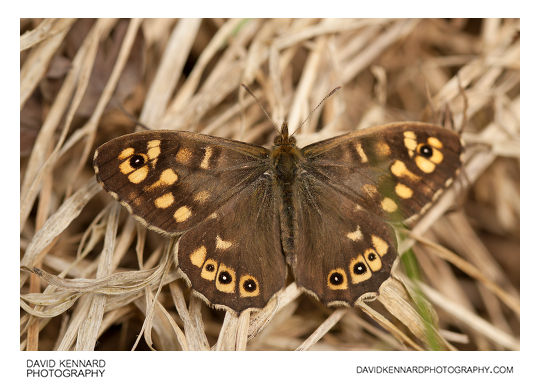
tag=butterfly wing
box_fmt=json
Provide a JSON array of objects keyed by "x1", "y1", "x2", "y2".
[
  {"x1": 292, "y1": 174, "x2": 398, "y2": 306},
  {"x1": 301, "y1": 122, "x2": 463, "y2": 223},
  {"x1": 291, "y1": 123, "x2": 463, "y2": 305},
  {"x1": 94, "y1": 130, "x2": 287, "y2": 312},
  {"x1": 94, "y1": 130, "x2": 271, "y2": 235},
  {"x1": 176, "y1": 173, "x2": 287, "y2": 312}
]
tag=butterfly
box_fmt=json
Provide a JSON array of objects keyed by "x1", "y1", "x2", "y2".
[{"x1": 93, "y1": 121, "x2": 463, "y2": 312}]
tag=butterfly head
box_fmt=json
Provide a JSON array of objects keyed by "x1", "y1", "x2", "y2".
[{"x1": 273, "y1": 122, "x2": 297, "y2": 147}]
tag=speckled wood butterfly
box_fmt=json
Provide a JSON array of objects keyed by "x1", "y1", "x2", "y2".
[{"x1": 93, "y1": 121, "x2": 462, "y2": 312}]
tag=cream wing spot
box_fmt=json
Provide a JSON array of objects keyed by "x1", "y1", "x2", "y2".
[
  {"x1": 147, "y1": 140, "x2": 161, "y2": 167},
  {"x1": 119, "y1": 159, "x2": 134, "y2": 175},
  {"x1": 395, "y1": 183, "x2": 413, "y2": 199},
  {"x1": 160, "y1": 168, "x2": 178, "y2": 184},
  {"x1": 189, "y1": 246, "x2": 207, "y2": 268},
  {"x1": 147, "y1": 140, "x2": 161, "y2": 159},
  {"x1": 346, "y1": 225, "x2": 364, "y2": 241},
  {"x1": 200, "y1": 147, "x2": 213, "y2": 169},
  {"x1": 403, "y1": 131, "x2": 417, "y2": 157},
  {"x1": 427, "y1": 136, "x2": 443, "y2": 148},
  {"x1": 390, "y1": 160, "x2": 420, "y2": 181},
  {"x1": 381, "y1": 197, "x2": 398, "y2": 213},
  {"x1": 194, "y1": 190, "x2": 210, "y2": 203},
  {"x1": 376, "y1": 141, "x2": 391, "y2": 157},
  {"x1": 355, "y1": 143, "x2": 368, "y2": 163},
  {"x1": 128, "y1": 166, "x2": 149, "y2": 184},
  {"x1": 371, "y1": 235, "x2": 389, "y2": 257},
  {"x1": 176, "y1": 148, "x2": 192, "y2": 164},
  {"x1": 145, "y1": 168, "x2": 179, "y2": 191},
  {"x1": 118, "y1": 147, "x2": 134, "y2": 160},
  {"x1": 215, "y1": 235, "x2": 233, "y2": 250},
  {"x1": 415, "y1": 156, "x2": 436, "y2": 173},
  {"x1": 154, "y1": 192, "x2": 174, "y2": 208},
  {"x1": 430, "y1": 148, "x2": 444, "y2": 164},
  {"x1": 174, "y1": 206, "x2": 192, "y2": 223}
]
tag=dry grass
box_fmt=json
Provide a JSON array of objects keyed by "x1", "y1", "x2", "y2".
[{"x1": 20, "y1": 18, "x2": 520, "y2": 351}]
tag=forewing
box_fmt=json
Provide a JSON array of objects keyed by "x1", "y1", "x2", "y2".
[
  {"x1": 94, "y1": 130, "x2": 270, "y2": 235},
  {"x1": 176, "y1": 174, "x2": 287, "y2": 312},
  {"x1": 301, "y1": 122, "x2": 463, "y2": 222}
]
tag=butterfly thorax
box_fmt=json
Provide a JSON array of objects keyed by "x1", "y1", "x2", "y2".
[
  {"x1": 271, "y1": 123, "x2": 303, "y2": 259},
  {"x1": 271, "y1": 123, "x2": 302, "y2": 182}
]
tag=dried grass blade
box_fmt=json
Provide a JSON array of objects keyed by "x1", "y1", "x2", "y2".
[
  {"x1": 70, "y1": 18, "x2": 144, "y2": 191},
  {"x1": 188, "y1": 296, "x2": 210, "y2": 349},
  {"x1": 275, "y1": 19, "x2": 384, "y2": 50},
  {"x1": 407, "y1": 231, "x2": 520, "y2": 316},
  {"x1": 357, "y1": 300, "x2": 423, "y2": 351},
  {"x1": 21, "y1": 178, "x2": 101, "y2": 271},
  {"x1": 171, "y1": 18, "x2": 246, "y2": 111},
  {"x1": 379, "y1": 277, "x2": 454, "y2": 350},
  {"x1": 56, "y1": 295, "x2": 93, "y2": 350},
  {"x1": 170, "y1": 281, "x2": 209, "y2": 350},
  {"x1": 134, "y1": 297, "x2": 187, "y2": 350},
  {"x1": 20, "y1": 18, "x2": 75, "y2": 51},
  {"x1": 288, "y1": 37, "x2": 327, "y2": 131},
  {"x1": 20, "y1": 19, "x2": 76, "y2": 106},
  {"x1": 131, "y1": 238, "x2": 177, "y2": 350},
  {"x1": 20, "y1": 19, "x2": 117, "y2": 230},
  {"x1": 76, "y1": 204, "x2": 119, "y2": 350},
  {"x1": 419, "y1": 283, "x2": 519, "y2": 350},
  {"x1": 22, "y1": 265, "x2": 159, "y2": 294},
  {"x1": 215, "y1": 311, "x2": 239, "y2": 351},
  {"x1": 341, "y1": 19, "x2": 418, "y2": 84},
  {"x1": 296, "y1": 309, "x2": 347, "y2": 351},
  {"x1": 20, "y1": 293, "x2": 82, "y2": 318},
  {"x1": 236, "y1": 310, "x2": 251, "y2": 350}
]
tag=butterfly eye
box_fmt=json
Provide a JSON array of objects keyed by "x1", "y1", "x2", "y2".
[
  {"x1": 243, "y1": 278, "x2": 257, "y2": 292},
  {"x1": 349, "y1": 255, "x2": 372, "y2": 284},
  {"x1": 364, "y1": 248, "x2": 382, "y2": 272},
  {"x1": 239, "y1": 275, "x2": 260, "y2": 297},
  {"x1": 418, "y1": 144, "x2": 433, "y2": 158},
  {"x1": 130, "y1": 154, "x2": 146, "y2": 168},
  {"x1": 329, "y1": 272, "x2": 344, "y2": 285},
  {"x1": 327, "y1": 268, "x2": 348, "y2": 290},
  {"x1": 367, "y1": 252, "x2": 377, "y2": 262},
  {"x1": 353, "y1": 261, "x2": 368, "y2": 275},
  {"x1": 218, "y1": 271, "x2": 233, "y2": 284}
]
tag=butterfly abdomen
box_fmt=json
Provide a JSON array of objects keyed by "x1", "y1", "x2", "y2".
[{"x1": 271, "y1": 141, "x2": 303, "y2": 263}]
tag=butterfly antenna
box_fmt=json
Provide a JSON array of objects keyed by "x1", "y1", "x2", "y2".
[
  {"x1": 241, "y1": 83, "x2": 280, "y2": 134},
  {"x1": 114, "y1": 101, "x2": 152, "y2": 131},
  {"x1": 291, "y1": 86, "x2": 341, "y2": 137}
]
